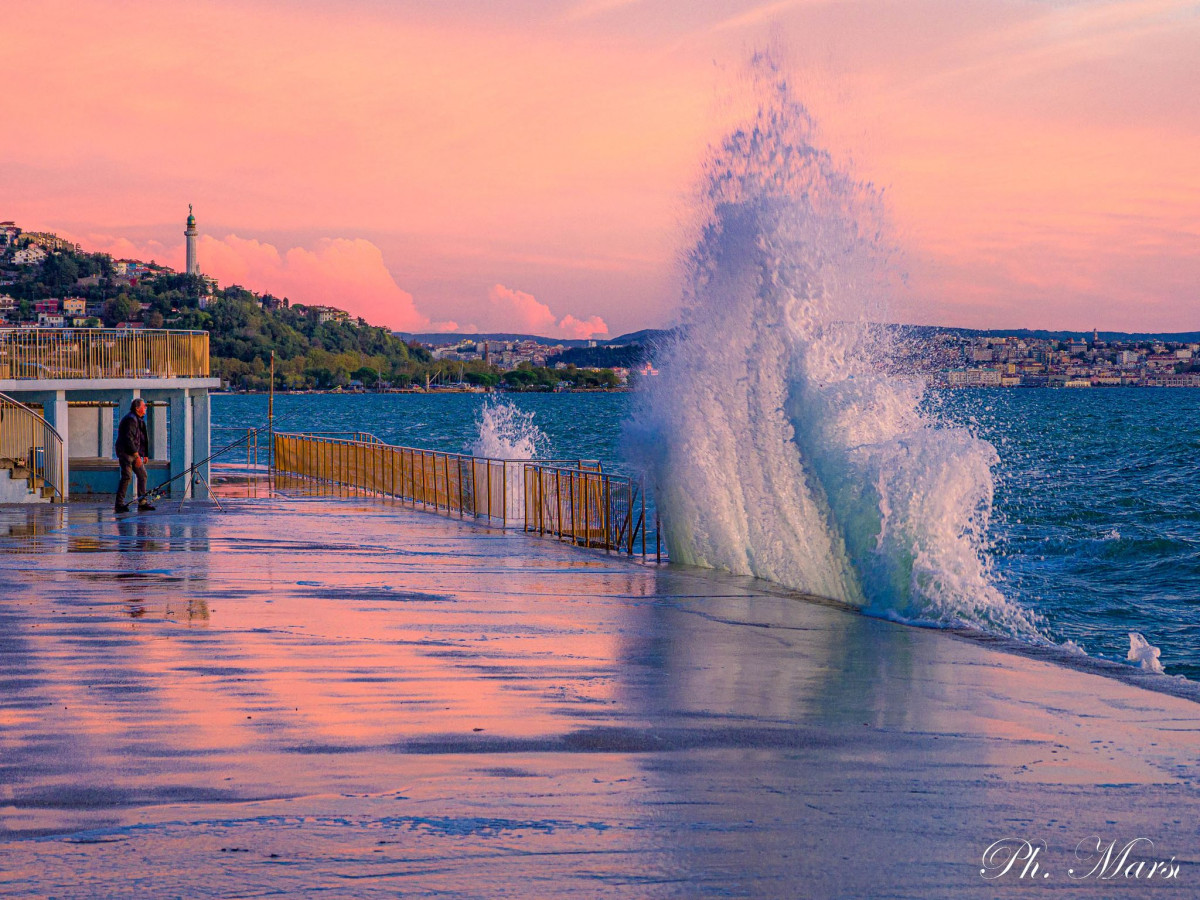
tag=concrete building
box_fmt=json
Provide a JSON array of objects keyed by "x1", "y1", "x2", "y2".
[
  {"x1": 0, "y1": 328, "x2": 219, "y2": 502},
  {"x1": 185, "y1": 204, "x2": 199, "y2": 276},
  {"x1": 12, "y1": 245, "x2": 46, "y2": 266}
]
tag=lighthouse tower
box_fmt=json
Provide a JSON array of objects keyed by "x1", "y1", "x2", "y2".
[{"x1": 185, "y1": 204, "x2": 199, "y2": 275}]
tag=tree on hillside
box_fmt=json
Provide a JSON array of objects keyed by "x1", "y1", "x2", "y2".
[
  {"x1": 41, "y1": 253, "x2": 79, "y2": 291},
  {"x1": 351, "y1": 366, "x2": 379, "y2": 387},
  {"x1": 103, "y1": 294, "x2": 140, "y2": 325}
]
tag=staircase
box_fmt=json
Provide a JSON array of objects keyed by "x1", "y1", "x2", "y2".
[{"x1": 0, "y1": 393, "x2": 64, "y2": 503}]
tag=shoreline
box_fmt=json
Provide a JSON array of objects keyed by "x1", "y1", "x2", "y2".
[{"x1": 665, "y1": 563, "x2": 1200, "y2": 704}]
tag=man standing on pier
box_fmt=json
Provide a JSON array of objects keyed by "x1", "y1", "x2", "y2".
[{"x1": 115, "y1": 399, "x2": 156, "y2": 513}]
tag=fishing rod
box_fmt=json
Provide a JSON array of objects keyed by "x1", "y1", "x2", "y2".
[{"x1": 142, "y1": 408, "x2": 300, "y2": 504}]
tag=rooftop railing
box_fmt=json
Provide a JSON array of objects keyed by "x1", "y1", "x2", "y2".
[{"x1": 0, "y1": 329, "x2": 210, "y2": 380}]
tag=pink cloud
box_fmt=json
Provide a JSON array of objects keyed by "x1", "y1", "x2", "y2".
[
  {"x1": 66, "y1": 230, "x2": 453, "y2": 332},
  {"x1": 486, "y1": 284, "x2": 609, "y2": 339},
  {"x1": 487, "y1": 284, "x2": 557, "y2": 333},
  {"x1": 558, "y1": 314, "x2": 610, "y2": 340}
]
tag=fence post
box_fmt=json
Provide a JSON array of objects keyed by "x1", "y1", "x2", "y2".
[
  {"x1": 640, "y1": 482, "x2": 646, "y2": 559},
  {"x1": 555, "y1": 469, "x2": 563, "y2": 541},
  {"x1": 571, "y1": 472, "x2": 578, "y2": 546}
]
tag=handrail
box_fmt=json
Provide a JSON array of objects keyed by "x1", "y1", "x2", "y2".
[
  {"x1": 271, "y1": 430, "x2": 656, "y2": 558},
  {"x1": 274, "y1": 431, "x2": 524, "y2": 523},
  {"x1": 288, "y1": 430, "x2": 386, "y2": 444},
  {"x1": 0, "y1": 391, "x2": 66, "y2": 501},
  {"x1": 522, "y1": 462, "x2": 648, "y2": 556},
  {"x1": 272, "y1": 432, "x2": 603, "y2": 525},
  {"x1": 0, "y1": 328, "x2": 210, "y2": 380}
]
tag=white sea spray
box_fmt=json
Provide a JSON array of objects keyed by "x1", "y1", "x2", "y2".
[
  {"x1": 470, "y1": 399, "x2": 549, "y2": 521},
  {"x1": 471, "y1": 399, "x2": 548, "y2": 460},
  {"x1": 627, "y1": 59, "x2": 1044, "y2": 638}
]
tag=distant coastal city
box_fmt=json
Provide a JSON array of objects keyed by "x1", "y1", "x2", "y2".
[{"x1": 3, "y1": 215, "x2": 1198, "y2": 390}]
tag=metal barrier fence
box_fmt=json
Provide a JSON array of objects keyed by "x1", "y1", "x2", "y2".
[
  {"x1": 274, "y1": 432, "x2": 566, "y2": 523},
  {"x1": 212, "y1": 427, "x2": 264, "y2": 472},
  {"x1": 0, "y1": 328, "x2": 209, "y2": 380},
  {"x1": 522, "y1": 463, "x2": 649, "y2": 556},
  {"x1": 273, "y1": 432, "x2": 658, "y2": 558},
  {"x1": 0, "y1": 392, "x2": 65, "y2": 501},
  {"x1": 215, "y1": 429, "x2": 383, "y2": 474}
]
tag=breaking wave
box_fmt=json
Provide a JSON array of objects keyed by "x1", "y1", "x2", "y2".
[{"x1": 628, "y1": 61, "x2": 1044, "y2": 639}]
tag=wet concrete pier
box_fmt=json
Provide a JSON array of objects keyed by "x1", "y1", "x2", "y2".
[{"x1": 1, "y1": 497, "x2": 1198, "y2": 897}]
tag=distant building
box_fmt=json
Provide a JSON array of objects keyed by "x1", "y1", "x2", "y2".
[
  {"x1": 309, "y1": 305, "x2": 349, "y2": 324},
  {"x1": 21, "y1": 232, "x2": 78, "y2": 253},
  {"x1": 34, "y1": 299, "x2": 61, "y2": 315},
  {"x1": 12, "y1": 245, "x2": 46, "y2": 266},
  {"x1": 61, "y1": 297, "x2": 86, "y2": 316},
  {"x1": 37, "y1": 313, "x2": 65, "y2": 328},
  {"x1": 947, "y1": 369, "x2": 1002, "y2": 387}
]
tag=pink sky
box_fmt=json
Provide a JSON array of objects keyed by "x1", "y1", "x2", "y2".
[{"x1": 2, "y1": 0, "x2": 1197, "y2": 333}]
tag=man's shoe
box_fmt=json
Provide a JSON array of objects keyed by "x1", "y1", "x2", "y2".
[
  {"x1": 138, "y1": 502, "x2": 157, "y2": 511},
  {"x1": 115, "y1": 503, "x2": 131, "y2": 513}
]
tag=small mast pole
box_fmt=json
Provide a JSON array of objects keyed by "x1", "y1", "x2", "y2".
[{"x1": 268, "y1": 350, "x2": 275, "y2": 479}]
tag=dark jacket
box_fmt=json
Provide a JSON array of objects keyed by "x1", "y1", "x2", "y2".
[{"x1": 116, "y1": 411, "x2": 149, "y2": 458}]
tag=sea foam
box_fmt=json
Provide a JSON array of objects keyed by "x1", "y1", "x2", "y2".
[
  {"x1": 628, "y1": 61, "x2": 1044, "y2": 638},
  {"x1": 1127, "y1": 633, "x2": 1166, "y2": 673}
]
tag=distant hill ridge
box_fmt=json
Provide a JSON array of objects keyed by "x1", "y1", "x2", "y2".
[
  {"x1": 400, "y1": 325, "x2": 1200, "y2": 348},
  {"x1": 930, "y1": 326, "x2": 1200, "y2": 343},
  {"x1": 396, "y1": 328, "x2": 673, "y2": 347}
]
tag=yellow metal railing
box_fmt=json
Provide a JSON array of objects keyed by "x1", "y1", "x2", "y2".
[
  {"x1": 523, "y1": 463, "x2": 647, "y2": 555},
  {"x1": 273, "y1": 432, "x2": 656, "y2": 557},
  {"x1": 0, "y1": 392, "x2": 65, "y2": 501},
  {"x1": 274, "y1": 432, "x2": 527, "y2": 523},
  {"x1": 0, "y1": 329, "x2": 209, "y2": 380}
]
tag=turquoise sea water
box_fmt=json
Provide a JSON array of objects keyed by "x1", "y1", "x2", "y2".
[{"x1": 213, "y1": 389, "x2": 1200, "y2": 678}]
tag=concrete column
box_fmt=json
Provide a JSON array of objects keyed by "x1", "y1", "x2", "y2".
[
  {"x1": 146, "y1": 403, "x2": 169, "y2": 461},
  {"x1": 191, "y1": 389, "x2": 211, "y2": 500},
  {"x1": 99, "y1": 405, "x2": 115, "y2": 460},
  {"x1": 168, "y1": 388, "x2": 193, "y2": 499},
  {"x1": 39, "y1": 391, "x2": 70, "y2": 500},
  {"x1": 67, "y1": 405, "x2": 101, "y2": 458}
]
